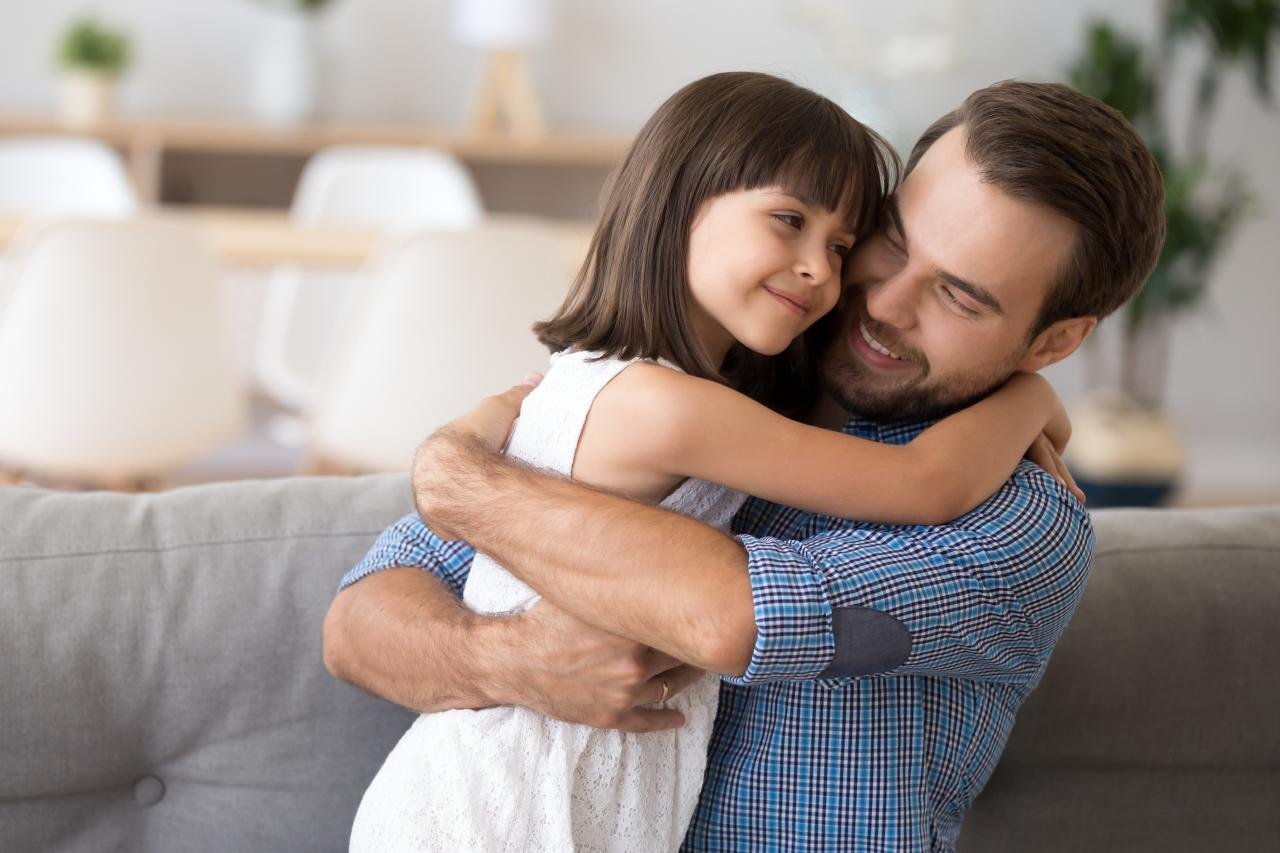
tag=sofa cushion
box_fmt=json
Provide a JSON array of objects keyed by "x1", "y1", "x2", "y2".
[
  {"x1": 960, "y1": 506, "x2": 1280, "y2": 851},
  {"x1": 0, "y1": 475, "x2": 417, "y2": 853}
]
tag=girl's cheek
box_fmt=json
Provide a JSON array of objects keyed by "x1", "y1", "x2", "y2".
[{"x1": 821, "y1": 284, "x2": 841, "y2": 313}]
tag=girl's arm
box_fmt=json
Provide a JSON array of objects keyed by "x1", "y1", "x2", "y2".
[{"x1": 586, "y1": 364, "x2": 1067, "y2": 526}]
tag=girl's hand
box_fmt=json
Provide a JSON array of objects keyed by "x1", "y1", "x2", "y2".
[
  {"x1": 1025, "y1": 431, "x2": 1085, "y2": 503},
  {"x1": 1043, "y1": 397, "x2": 1072, "y2": 454},
  {"x1": 1007, "y1": 371, "x2": 1071, "y2": 453}
]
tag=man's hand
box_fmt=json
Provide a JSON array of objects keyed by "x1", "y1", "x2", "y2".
[
  {"x1": 497, "y1": 600, "x2": 702, "y2": 733},
  {"x1": 324, "y1": 568, "x2": 700, "y2": 732},
  {"x1": 449, "y1": 375, "x2": 542, "y2": 452},
  {"x1": 412, "y1": 378, "x2": 541, "y2": 539}
]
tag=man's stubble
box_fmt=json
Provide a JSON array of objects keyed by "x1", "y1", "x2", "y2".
[{"x1": 817, "y1": 311, "x2": 1024, "y2": 424}]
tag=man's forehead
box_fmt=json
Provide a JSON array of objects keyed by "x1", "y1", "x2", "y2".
[{"x1": 895, "y1": 137, "x2": 1078, "y2": 314}]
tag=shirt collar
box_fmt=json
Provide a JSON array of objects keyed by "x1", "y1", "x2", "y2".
[{"x1": 841, "y1": 415, "x2": 938, "y2": 446}]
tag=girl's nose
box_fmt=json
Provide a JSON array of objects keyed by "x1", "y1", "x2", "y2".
[{"x1": 795, "y1": 242, "x2": 834, "y2": 286}]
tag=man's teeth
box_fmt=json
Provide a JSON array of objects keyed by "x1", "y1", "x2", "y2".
[{"x1": 859, "y1": 322, "x2": 905, "y2": 360}]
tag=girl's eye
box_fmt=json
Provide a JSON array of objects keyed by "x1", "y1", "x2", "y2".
[
  {"x1": 773, "y1": 212, "x2": 804, "y2": 230},
  {"x1": 940, "y1": 286, "x2": 978, "y2": 316},
  {"x1": 829, "y1": 242, "x2": 853, "y2": 258}
]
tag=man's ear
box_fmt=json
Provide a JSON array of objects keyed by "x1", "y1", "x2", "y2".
[{"x1": 1016, "y1": 316, "x2": 1097, "y2": 373}]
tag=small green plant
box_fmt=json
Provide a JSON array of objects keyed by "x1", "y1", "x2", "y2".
[{"x1": 57, "y1": 18, "x2": 131, "y2": 75}]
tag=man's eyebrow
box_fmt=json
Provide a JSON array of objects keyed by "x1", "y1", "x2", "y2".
[
  {"x1": 938, "y1": 270, "x2": 1005, "y2": 315},
  {"x1": 885, "y1": 195, "x2": 1004, "y2": 315}
]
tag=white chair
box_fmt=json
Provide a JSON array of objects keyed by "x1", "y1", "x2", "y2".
[
  {"x1": 305, "y1": 220, "x2": 576, "y2": 473},
  {"x1": 254, "y1": 146, "x2": 484, "y2": 415},
  {"x1": 0, "y1": 136, "x2": 138, "y2": 217},
  {"x1": 0, "y1": 219, "x2": 248, "y2": 485}
]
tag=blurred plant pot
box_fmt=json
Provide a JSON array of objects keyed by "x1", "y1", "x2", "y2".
[
  {"x1": 1070, "y1": 320, "x2": 1186, "y2": 507},
  {"x1": 249, "y1": 10, "x2": 318, "y2": 124},
  {"x1": 58, "y1": 70, "x2": 117, "y2": 128},
  {"x1": 1067, "y1": 390, "x2": 1185, "y2": 507}
]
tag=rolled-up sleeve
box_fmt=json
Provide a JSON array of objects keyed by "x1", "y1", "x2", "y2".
[
  {"x1": 726, "y1": 535, "x2": 838, "y2": 684},
  {"x1": 727, "y1": 468, "x2": 1094, "y2": 688},
  {"x1": 339, "y1": 512, "x2": 477, "y2": 597}
]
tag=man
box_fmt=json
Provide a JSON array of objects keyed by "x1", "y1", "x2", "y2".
[{"x1": 324, "y1": 80, "x2": 1165, "y2": 851}]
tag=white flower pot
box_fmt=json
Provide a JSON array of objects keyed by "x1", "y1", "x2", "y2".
[
  {"x1": 250, "y1": 12, "x2": 319, "y2": 125},
  {"x1": 1067, "y1": 390, "x2": 1185, "y2": 507},
  {"x1": 58, "y1": 70, "x2": 118, "y2": 128}
]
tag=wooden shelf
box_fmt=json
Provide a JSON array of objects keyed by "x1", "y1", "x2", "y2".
[
  {"x1": 0, "y1": 206, "x2": 593, "y2": 269},
  {"x1": 0, "y1": 114, "x2": 632, "y2": 203}
]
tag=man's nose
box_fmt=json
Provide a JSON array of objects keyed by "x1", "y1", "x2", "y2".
[{"x1": 864, "y1": 271, "x2": 918, "y2": 329}]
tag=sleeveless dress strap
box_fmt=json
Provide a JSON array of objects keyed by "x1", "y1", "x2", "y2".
[{"x1": 516, "y1": 349, "x2": 655, "y2": 475}]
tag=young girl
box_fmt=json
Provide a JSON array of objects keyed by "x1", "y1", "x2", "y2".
[{"x1": 351, "y1": 72, "x2": 1073, "y2": 852}]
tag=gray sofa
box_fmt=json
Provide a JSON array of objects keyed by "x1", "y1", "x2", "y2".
[{"x1": 2, "y1": 476, "x2": 1276, "y2": 852}]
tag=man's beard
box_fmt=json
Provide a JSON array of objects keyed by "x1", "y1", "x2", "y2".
[{"x1": 818, "y1": 316, "x2": 1022, "y2": 423}]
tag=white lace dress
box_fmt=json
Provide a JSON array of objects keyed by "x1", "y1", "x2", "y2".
[{"x1": 349, "y1": 349, "x2": 746, "y2": 852}]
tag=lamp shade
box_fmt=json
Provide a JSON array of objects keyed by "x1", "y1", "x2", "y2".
[{"x1": 452, "y1": 0, "x2": 549, "y2": 49}]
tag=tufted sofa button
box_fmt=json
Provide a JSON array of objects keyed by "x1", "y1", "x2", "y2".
[{"x1": 132, "y1": 775, "x2": 165, "y2": 807}]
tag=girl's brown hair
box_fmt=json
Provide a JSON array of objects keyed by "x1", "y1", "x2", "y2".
[{"x1": 534, "y1": 71, "x2": 899, "y2": 416}]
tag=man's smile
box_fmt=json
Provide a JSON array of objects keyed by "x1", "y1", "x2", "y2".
[{"x1": 850, "y1": 319, "x2": 916, "y2": 371}]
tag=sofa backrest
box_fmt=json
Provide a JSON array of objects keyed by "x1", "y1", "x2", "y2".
[
  {"x1": 0, "y1": 475, "x2": 417, "y2": 853},
  {"x1": 960, "y1": 505, "x2": 1280, "y2": 851},
  {"x1": 2, "y1": 478, "x2": 1277, "y2": 852}
]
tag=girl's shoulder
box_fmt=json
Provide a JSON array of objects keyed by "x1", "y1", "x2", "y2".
[
  {"x1": 545, "y1": 348, "x2": 706, "y2": 405},
  {"x1": 562, "y1": 355, "x2": 716, "y2": 500},
  {"x1": 583, "y1": 357, "x2": 757, "y2": 466}
]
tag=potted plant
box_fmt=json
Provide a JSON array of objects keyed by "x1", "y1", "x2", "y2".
[
  {"x1": 1063, "y1": 0, "x2": 1276, "y2": 506},
  {"x1": 249, "y1": 0, "x2": 339, "y2": 125},
  {"x1": 56, "y1": 18, "x2": 131, "y2": 128}
]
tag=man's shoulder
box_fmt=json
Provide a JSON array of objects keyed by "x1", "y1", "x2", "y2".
[{"x1": 962, "y1": 460, "x2": 1094, "y2": 547}]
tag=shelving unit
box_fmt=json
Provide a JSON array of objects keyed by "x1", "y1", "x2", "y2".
[{"x1": 0, "y1": 114, "x2": 632, "y2": 208}]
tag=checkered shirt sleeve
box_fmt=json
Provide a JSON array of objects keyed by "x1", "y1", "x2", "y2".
[
  {"x1": 338, "y1": 512, "x2": 476, "y2": 597},
  {"x1": 727, "y1": 462, "x2": 1094, "y2": 687}
]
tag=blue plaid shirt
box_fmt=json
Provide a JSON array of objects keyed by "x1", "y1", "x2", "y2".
[{"x1": 340, "y1": 417, "x2": 1093, "y2": 852}]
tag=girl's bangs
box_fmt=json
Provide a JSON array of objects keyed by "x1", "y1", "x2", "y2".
[{"x1": 730, "y1": 117, "x2": 893, "y2": 237}]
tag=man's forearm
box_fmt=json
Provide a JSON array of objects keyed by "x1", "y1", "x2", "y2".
[
  {"x1": 323, "y1": 567, "x2": 512, "y2": 713},
  {"x1": 414, "y1": 434, "x2": 758, "y2": 675}
]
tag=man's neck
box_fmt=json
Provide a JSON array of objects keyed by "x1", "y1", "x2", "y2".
[{"x1": 807, "y1": 391, "x2": 855, "y2": 431}]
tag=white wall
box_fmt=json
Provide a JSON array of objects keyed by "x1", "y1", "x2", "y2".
[{"x1": 2, "y1": 0, "x2": 1276, "y2": 495}]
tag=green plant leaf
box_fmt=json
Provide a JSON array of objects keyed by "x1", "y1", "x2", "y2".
[
  {"x1": 1066, "y1": 21, "x2": 1155, "y2": 123},
  {"x1": 57, "y1": 18, "x2": 130, "y2": 74}
]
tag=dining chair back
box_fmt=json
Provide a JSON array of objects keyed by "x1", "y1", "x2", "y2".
[
  {"x1": 0, "y1": 136, "x2": 137, "y2": 217},
  {"x1": 306, "y1": 220, "x2": 575, "y2": 473},
  {"x1": 0, "y1": 219, "x2": 247, "y2": 483},
  {"x1": 254, "y1": 146, "x2": 484, "y2": 414}
]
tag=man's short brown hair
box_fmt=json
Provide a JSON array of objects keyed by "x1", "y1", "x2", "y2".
[{"x1": 906, "y1": 80, "x2": 1166, "y2": 334}]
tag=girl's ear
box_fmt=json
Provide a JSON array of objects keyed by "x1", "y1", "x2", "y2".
[{"x1": 1017, "y1": 316, "x2": 1097, "y2": 373}]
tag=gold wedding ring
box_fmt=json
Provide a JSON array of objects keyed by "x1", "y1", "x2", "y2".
[{"x1": 658, "y1": 677, "x2": 671, "y2": 704}]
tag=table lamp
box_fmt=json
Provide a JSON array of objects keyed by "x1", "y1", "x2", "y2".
[{"x1": 453, "y1": 0, "x2": 549, "y2": 139}]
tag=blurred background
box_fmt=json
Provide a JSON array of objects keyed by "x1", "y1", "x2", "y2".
[{"x1": 0, "y1": 0, "x2": 1275, "y2": 507}]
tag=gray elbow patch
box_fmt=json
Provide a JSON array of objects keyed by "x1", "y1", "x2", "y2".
[{"x1": 818, "y1": 607, "x2": 911, "y2": 678}]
